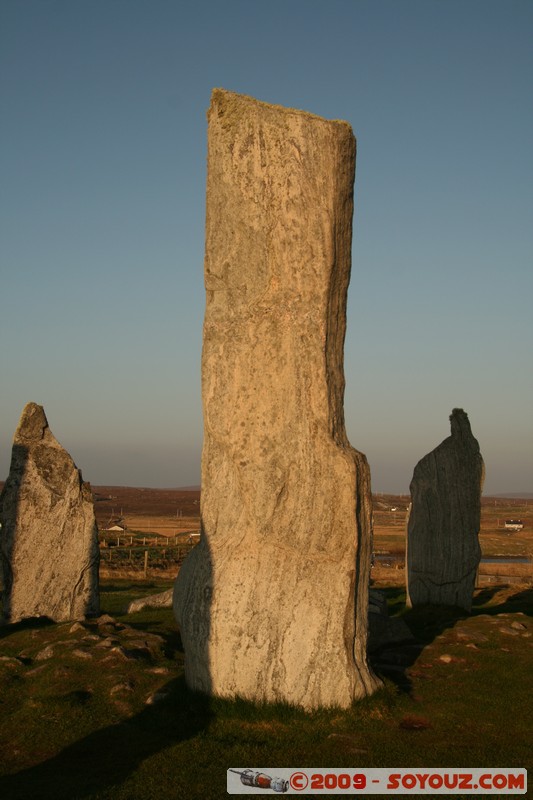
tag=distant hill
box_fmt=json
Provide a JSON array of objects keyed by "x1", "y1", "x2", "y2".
[
  {"x1": 490, "y1": 492, "x2": 533, "y2": 499},
  {"x1": 1, "y1": 480, "x2": 529, "y2": 501}
]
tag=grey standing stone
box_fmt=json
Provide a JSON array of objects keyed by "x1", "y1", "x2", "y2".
[
  {"x1": 0, "y1": 403, "x2": 99, "y2": 623},
  {"x1": 174, "y1": 89, "x2": 380, "y2": 710},
  {"x1": 406, "y1": 408, "x2": 484, "y2": 611}
]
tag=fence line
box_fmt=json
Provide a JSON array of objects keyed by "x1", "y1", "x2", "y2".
[
  {"x1": 99, "y1": 531, "x2": 199, "y2": 548},
  {"x1": 99, "y1": 543, "x2": 197, "y2": 573}
]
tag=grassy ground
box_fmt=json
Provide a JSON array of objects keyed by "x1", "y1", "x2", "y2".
[
  {"x1": 1, "y1": 496, "x2": 530, "y2": 798},
  {"x1": 0, "y1": 577, "x2": 531, "y2": 800}
]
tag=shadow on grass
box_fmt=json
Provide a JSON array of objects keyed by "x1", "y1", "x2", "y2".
[
  {"x1": 383, "y1": 584, "x2": 532, "y2": 641},
  {"x1": 369, "y1": 584, "x2": 533, "y2": 695},
  {"x1": 471, "y1": 585, "x2": 506, "y2": 607},
  {"x1": 0, "y1": 676, "x2": 213, "y2": 800},
  {"x1": 0, "y1": 616, "x2": 55, "y2": 641},
  {"x1": 491, "y1": 586, "x2": 533, "y2": 617}
]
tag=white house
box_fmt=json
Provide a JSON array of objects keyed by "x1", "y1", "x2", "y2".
[{"x1": 504, "y1": 519, "x2": 524, "y2": 532}]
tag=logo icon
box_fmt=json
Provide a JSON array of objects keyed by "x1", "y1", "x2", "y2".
[{"x1": 229, "y1": 769, "x2": 289, "y2": 793}]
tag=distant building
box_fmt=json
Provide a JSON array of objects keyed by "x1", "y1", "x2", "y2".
[
  {"x1": 505, "y1": 519, "x2": 524, "y2": 532},
  {"x1": 103, "y1": 516, "x2": 127, "y2": 533}
]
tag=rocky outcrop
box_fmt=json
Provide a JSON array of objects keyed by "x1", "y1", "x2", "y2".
[
  {"x1": 406, "y1": 408, "x2": 484, "y2": 611},
  {"x1": 0, "y1": 403, "x2": 99, "y2": 623},
  {"x1": 126, "y1": 588, "x2": 173, "y2": 614},
  {"x1": 174, "y1": 89, "x2": 379, "y2": 710}
]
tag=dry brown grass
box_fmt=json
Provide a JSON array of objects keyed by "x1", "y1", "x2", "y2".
[
  {"x1": 118, "y1": 514, "x2": 200, "y2": 537},
  {"x1": 92, "y1": 488, "x2": 532, "y2": 585},
  {"x1": 92, "y1": 486, "x2": 200, "y2": 537},
  {"x1": 371, "y1": 494, "x2": 532, "y2": 588}
]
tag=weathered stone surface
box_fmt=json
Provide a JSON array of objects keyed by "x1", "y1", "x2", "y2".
[
  {"x1": 406, "y1": 409, "x2": 484, "y2": 611},
  {"x1": 174, "y1": 89, "x2": 379, "y2": 710},
  {"x1": 0, "y1": 403, "x2": 99, "y2": 623}
]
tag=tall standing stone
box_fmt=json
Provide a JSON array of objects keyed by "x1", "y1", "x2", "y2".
[
  {"x1": 0, "y1": 403, "x2": 99, "y2": 623},
  {"x1": 174, "y1": 89, "x2": 379, "y2": 710},
  {"x1": 406, "y1": 408, "x2": 484, "y2": 611}
]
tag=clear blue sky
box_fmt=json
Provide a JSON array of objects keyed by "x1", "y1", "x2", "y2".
[{"x1": 1, "y1": 0, "x2": 532, "y2": 494}]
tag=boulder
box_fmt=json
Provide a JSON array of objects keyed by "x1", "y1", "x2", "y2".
[
  {"x1": 174, "y1": 89, "x2": 379, "y2": 710},
  {"x1": 126, "y1": 587, "x2": 174, "y2": 614},
  {"x1": 0, "y1": 403, "x2": 99, "y2": 623},
  {"x1": 406, "y1": 408, "x2": 484, "y2": 611}
]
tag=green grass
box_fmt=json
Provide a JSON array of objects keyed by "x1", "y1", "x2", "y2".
[{"x1": 0, "y1": 579, "x2": 531, "y2": 799}]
